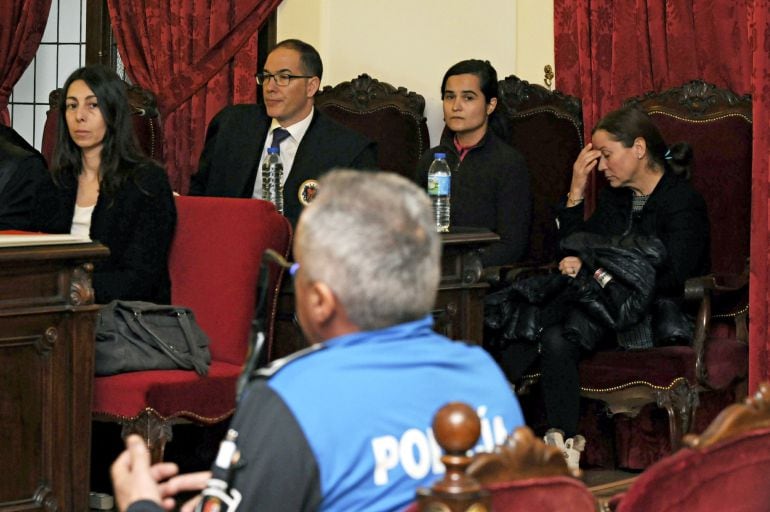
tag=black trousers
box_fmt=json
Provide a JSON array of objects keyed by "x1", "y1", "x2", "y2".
[{"x1": 499, "y1": 325, "x2": 582, "y2": 437}]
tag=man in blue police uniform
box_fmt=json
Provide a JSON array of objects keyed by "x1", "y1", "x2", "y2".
[{"x1": 111, "y1": 170, "x2": 525, "y2": 512}]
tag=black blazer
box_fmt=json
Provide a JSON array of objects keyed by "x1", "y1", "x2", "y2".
[
  {"x1": 33, "y1": 161, "x2": 177, "y2": 304},
  {"x1": 190, "y1": 104, "x2": 377, "y2": 225},
  {"x1": 0, "y1": 125, "x2": 48, "y2": 230}
]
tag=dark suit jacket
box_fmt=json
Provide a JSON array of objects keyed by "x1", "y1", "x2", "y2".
[
  {"x1": 0, "y1": 125, "x2": 48, "y2": 230},
  {"x1": 190, "y1": 104, "x2": 377, "y2": 225},
  {"x1": 32, "y1": 160, "x2": 177, "y2": 304}
]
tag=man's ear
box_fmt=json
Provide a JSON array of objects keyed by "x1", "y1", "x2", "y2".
[
  {"x1": 307, "y1": 76, "x2": 321, "y2": 98},
  {"x1": 309, "y1": 281, "x2": 337, "y2": 327}
]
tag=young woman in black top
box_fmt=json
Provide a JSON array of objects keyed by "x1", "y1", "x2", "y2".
[
  {"x1": 34, "y1": 65, "x2": 176, "y2": 304},
  {"x1": 417, "y1": 59, "x2": 532, "y2": 266}
]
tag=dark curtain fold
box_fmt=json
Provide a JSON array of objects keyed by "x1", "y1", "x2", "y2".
[
  {"x1": 106, "y1": 0, "x2": 282, "y2": 192},
  {"x1": 554, "y1": 0, "x2": 768, "y2": 400},
  {"x1": 0, "y1": 0, "x2": 53, "y2": 125}
]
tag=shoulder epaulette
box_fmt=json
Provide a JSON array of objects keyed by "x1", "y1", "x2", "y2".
[{"x1": 252, "y1": 343, "x2": 327, "y2": 379}]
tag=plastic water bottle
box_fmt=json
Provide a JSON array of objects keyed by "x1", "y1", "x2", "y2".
[
  {"x1": 427, "y1": 152, "x2": 451, "y2": 232},
  {"x1": 262, "y1": 147, "x2": 284, "y2": 214}
]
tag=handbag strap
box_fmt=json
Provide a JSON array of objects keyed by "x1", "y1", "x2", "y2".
[
  {"x1": 133, "y1": 309, "x2": 208, "y2": 375},
  {"x1": 175, "y1": 309, "x2": 209, "y2": 375}
]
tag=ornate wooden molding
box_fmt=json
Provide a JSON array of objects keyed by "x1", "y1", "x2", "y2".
[
  {"x1": 315, "y1": 73, "x2": 426, "y2": 115},
  {"x1": 624, "y1": 79, "x2": 752, "y2": 121},
  {"x1": 40, "y1": 328, "x2": 58, "y2": 355},
  {"x1": 120, "y1": 407, "x2": 175, "y2": 464},
  {"x1": 69, "y1": 263, "x2": 96, "y2": 306},
  {"x1": 468, "y1": 426, "x2": 572, "y2": 483},
  {"x1": 497, "y1": 74, "x2": 583, "y2": 122}
]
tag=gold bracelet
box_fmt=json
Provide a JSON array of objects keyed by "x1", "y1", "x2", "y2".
[{"x1": 566, "y1": 192, "x2": 584, "y2": 207}]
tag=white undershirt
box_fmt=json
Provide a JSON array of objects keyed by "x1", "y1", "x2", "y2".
[
  {"x1": 70, "y1": 204, "x2": 95, "y2": 239},
  {"x1": 251, "y1": 107, "x2": 314, "y2": 199}
]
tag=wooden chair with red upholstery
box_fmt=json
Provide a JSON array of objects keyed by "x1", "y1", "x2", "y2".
[
  {"x1": 409, "y1": 402, "x2": 595, "y2": 512},
  {"x1": 92, "y1": 196, "x2": 291, "y2": 461},
  {"x1": 611, "y1": 382, "x2": 770, "y2": 511},
  {"x1": 493, "y1": 75, "x2": 584, "y2": 271},
  {"x1": 575, "y1": 80, "x2": 752, "y2": 463},
  {"x1": 42, "y1": 83, "x2": 163, "y2": 165},
  {"x1": 314, "y1": 73, "x2": 430, "y2": 182}
]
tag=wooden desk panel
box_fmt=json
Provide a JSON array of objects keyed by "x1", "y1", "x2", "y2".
[
  {"x1": 270, "y1": 228, "x2": 498, "y2": 361},
  {"x1": 0, "y1": 243, "x2": 108, "y2": 512}
]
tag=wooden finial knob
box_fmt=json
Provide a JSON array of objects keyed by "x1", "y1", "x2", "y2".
[{"x1": 433, "y1": 402, "x2": 481, "y2": 454}]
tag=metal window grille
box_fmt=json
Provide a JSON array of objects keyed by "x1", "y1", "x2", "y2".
[{"x1": 9, "y1": 0, "x2": 87, "y2": 151}]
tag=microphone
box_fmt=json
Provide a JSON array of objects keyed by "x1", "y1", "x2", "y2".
[{"x1": 235, "y1": 249, "x2": 293, "y2": 401}]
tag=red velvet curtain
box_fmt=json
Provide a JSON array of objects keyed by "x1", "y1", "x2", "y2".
[
  {"x1": 554, "y1": 0, "x2": 768, "y2": 390},
  {"x1": 0, "y1": 0, "x2": 52, "y2": 125},
  {"x1": 748, "y1": 1, "x2": 770, "y2": 392},
  {"x1": 106, "y1": 0, "x2": 282, "y2": 192}
]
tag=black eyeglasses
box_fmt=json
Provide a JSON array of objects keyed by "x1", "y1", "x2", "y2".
[{"x1": 255, "y1": 72, "x2": 313, "y2": 87}]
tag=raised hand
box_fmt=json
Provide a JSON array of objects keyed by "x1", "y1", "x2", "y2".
[{"x1": 568, "y1": 143, "x2": 602, "y2": 204}]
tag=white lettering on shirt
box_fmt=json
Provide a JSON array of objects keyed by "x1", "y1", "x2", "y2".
[{"x1": 370, "y1": 410, "x2": 510, "y2": 486}]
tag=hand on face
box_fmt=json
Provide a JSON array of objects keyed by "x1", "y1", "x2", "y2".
[{"x1": 569, "y1": 143, "x2": 601, "y2": 196}]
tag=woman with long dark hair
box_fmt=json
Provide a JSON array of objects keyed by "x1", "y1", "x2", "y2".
[{"x1": 34, "y1": 64, "x2": 176, "y2": 304}]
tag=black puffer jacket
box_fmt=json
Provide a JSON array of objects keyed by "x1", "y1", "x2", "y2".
[{"x1": 485, "y1": 232, "x2": 686, "y2": 352}]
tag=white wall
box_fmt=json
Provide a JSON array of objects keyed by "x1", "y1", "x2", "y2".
[{"x1": 277, "y1": 0, "x2": 554, "y2": 145}]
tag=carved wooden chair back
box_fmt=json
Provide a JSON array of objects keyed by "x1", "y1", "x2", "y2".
[
  {"x1": 493, "y1": 75, "x2": 583, "y2": 265},
  {"x1": 314, "y1": 74, "x2": 430, "y2": 181},
  {"x1": 624, "y1": 79, "x2": 752, "y2": 277}
]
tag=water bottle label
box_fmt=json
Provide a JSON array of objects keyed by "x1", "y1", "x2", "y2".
[{"x1": 428, "y1": 175, "x2": 450, "y2": 196}]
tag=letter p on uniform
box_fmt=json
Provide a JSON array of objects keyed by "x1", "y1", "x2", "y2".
[{"x1": 371, "y1": 435, "x2": 399, "y2": 485}]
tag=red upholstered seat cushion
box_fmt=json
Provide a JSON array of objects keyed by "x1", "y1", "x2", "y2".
[
  {"x1": 93, "y1": 361, "x2": 243, "y2": 421},
  {"x1": 580, "y1": 338, "x2": 747, "y2": 390},
  {"x1": 616, "y1": 427, "x2": 770, "y2": 512}
]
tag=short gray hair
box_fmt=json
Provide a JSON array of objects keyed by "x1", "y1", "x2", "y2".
[{"x1": 296, "y1": 170, "x2": 440, "y2": 331}]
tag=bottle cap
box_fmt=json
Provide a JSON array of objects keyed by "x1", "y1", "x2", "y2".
[
  {"x1": 267, "y1": 147, "x2": 280, "y2": 154},
  {"x1": 434, "y1": 152, "x2": 446, "y2": 159}
]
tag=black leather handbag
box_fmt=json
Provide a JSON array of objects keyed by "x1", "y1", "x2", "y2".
[{"x1": 95, "y1": 300, "x2": 211, "y2": 376}]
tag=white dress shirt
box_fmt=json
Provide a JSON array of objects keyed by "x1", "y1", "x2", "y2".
[{"x1": 251, "y1": 107, "x2": 314, "y2": 199}]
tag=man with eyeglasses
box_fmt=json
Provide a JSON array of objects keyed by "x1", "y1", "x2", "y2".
[
  {"x1": 110, "y1": 171, "x2": 524, "y2": 512},
  {"x1": 190, "y1": 39, "x2": 377, "y2": 225}
]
